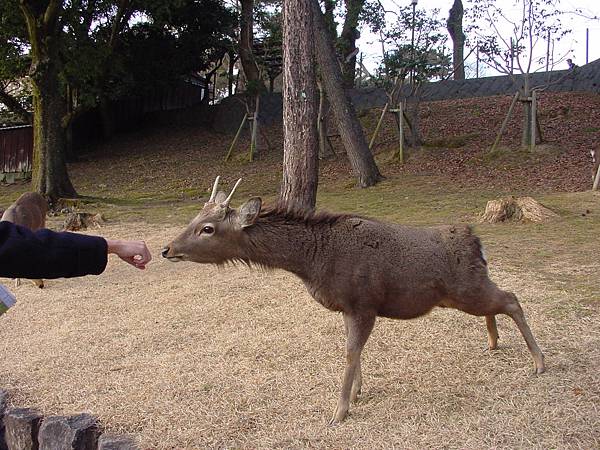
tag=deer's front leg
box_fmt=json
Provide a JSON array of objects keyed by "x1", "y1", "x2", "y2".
[{"x1": 330, "y1": 312, "x2": 375, "y2": 425}]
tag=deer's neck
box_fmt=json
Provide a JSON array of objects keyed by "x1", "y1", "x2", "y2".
[{"x1": 243, "y1": 219, "x2": 327, "y2": 280}]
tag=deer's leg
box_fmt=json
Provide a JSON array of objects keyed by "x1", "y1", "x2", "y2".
[
  {"x1": 14, "y1": 278, "x2": 21, "y2": 288},
  {"x1": 330, "y1": 312, "x2": 375, "y2": 425},
  {"x1": 500, "y1": 292, "x2": 545, "y2": 374},
  {"x1": 485, "y1": 315, "x2": 499, "y2": 350},
  {"x1": 343, "y1": 313, "x2": 363, "y2": 402}
]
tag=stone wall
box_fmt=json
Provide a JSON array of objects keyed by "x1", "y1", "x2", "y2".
[{"x1": 0, "y1": 389, "x2": 138, "y2": 450}]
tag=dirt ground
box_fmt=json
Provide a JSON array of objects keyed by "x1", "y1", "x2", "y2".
[{"x1": 1, "y1": 216, "x2": 599, "y2": 449}]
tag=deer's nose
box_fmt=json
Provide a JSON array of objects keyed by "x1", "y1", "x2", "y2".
[{"x1": 161, "y1": 247, "x2": 170, "y2": 258}]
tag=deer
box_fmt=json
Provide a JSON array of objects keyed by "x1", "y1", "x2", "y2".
[
  {"x1": 162, "y1": 177, "x2": 545, "y2": 425},
  {"x1": 1, "y1": 192, "x2": 48, "y2": 288}
]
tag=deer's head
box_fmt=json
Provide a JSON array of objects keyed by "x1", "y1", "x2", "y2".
[{"x1": 162, "y1": 177, "x2": 262, "y2": 264}]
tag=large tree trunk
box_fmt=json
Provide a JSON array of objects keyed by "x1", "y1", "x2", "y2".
[
  {"x1": 447, "y1": 0, "x2": 465, "y2": 80},
  {"x1": 339, "y1": 0, "x2": 364, "y2": 88},
  {"x1": 312, "y1": 0, "x2": 383, "y2": 187},
  {"x1": 280, "y1": 0, "x2": 319, "y2": 209},
  {"x1": 317, "y1": 82, "x2": 335, "y2": 158},
  {"x1": 21, "y1": 0, "x2": 77, "y2": 203},
  {"x1": 31, "y1": 63, "x2": 77, "y2": 201},
  {"x1": 239, "y1": 0, "x2": 265, "y2": 91}
]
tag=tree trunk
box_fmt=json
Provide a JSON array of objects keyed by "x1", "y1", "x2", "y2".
[
  {"x1": 447, "y1": 0, "x2": 465, "y2": 80},
  {"x1": 312, "y1": 0, "x2": 383, "y2": 187},
  {"x1": 21, "y1": 0, "x2": 77, "y2": 203},
  {"x1": 227, "y1": 51, "x2": 236, "y2": 96},
  {"x1": 31, "y1": 64, "x2": 77, "y2": 201},
  {"x1": 317, "y1": 82, "x2": 335, "y2": 158},
  {"x1": 339, "y1": 0, "x2": 365, "y2": 88},
  {"x1": 239, "y1": 0, "x2": 265, "y2": 91},
  {"x1": 280, "y1": 0, "x2": 319, "y2": 209},
  {"x1": 521, "y1": 75, "x2": 532, "y2": 148}
]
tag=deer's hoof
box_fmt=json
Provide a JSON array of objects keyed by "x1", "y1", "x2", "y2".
[{"x1": 328, "y1": 407, "x2": 348, "y2": 426}]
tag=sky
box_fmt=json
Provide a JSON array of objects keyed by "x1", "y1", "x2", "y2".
[{"x1": 357, "y1": 0, "x2": 600, "y2": 77}]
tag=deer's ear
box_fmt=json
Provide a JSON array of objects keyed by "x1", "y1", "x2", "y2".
[
  {"x1": 238, "y1": 197, "x2": 262, "y2": 228},
  {"x1": 214, "y1": 191, "x2": 228, "y2": 204}
]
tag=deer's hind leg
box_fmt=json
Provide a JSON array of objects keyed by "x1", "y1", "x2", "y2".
[
  {"x1": 343, "y1": 313, "x2": 363, "y2": 403},
  {"x1": 454, "y1": 283, "x2": 545, "y2": 374},
  {"x1": 486, "y1": 315, "x2": 499, "y2": 350}
]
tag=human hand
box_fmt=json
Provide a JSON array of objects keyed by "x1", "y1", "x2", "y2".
[{"x1": 106, "y1": 239, "x2": 152, "y2": 269}]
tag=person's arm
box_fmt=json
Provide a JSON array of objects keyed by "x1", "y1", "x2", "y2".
[{"x1": 0, "y1": 222, "x2": 150, "y2": 279}]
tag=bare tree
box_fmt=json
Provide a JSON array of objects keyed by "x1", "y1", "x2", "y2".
[
  {"x1": 239, "y1": 0, "x2": 266, "y2": 91},
  {"x1": 280, "y1": 0, "x2": 319, "y2": 209},
  {"x1": 469, "y1": 0, "x2": 573, "y2": 148}
]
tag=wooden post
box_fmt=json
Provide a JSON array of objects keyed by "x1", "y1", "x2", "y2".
[
  {"x1": 249, "y1": 95, "x2": 260, "y2": 161},
  {"x1": 224, "y1": 112, "x2": 248, "y2": 161},
  {"x1": 389, "y1": 103, "x2": 404, "y2": 163},
  {"x1": 491, "y1": 91, "x2": 519, "y2": 152},
  {"x1": 530, "y1": 90, "x2": 537, "y2": 152},
  {"x1": 369, "y1": 102, "x2": 389, "y2": 150},
  {"x1": 593, "y1": 161, "x2": 600, "y2": 191}
]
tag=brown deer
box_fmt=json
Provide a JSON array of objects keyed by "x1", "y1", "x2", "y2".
[
  {"x1": 162, "y1": 177, "x2": 545, "y2": 424},
  {"x1": 1, "y1": 192, "x2": 48, "y2": 288}
]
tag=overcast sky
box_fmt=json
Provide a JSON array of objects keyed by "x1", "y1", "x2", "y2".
[{"x1": 357, "y1": 0, "x2": 600, "y2": 77}]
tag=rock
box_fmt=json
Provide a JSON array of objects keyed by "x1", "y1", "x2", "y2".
[
  {"x1": 38, "y1": 414, "x2": 99, "y2": 450},
  {"x1": 0, "y1": 390, "x2": 8, "y2": 450},
  {"x1": 3, "y1": 408, "x2": 43, "y2": 450},
  {"x1": 97, "y1": 434, "x2": 140, "y2": 450}
]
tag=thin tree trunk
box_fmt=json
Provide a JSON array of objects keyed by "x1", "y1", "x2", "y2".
[
  {"x1": 318, "y1": 82, "x2": 335, "y2": 158},
  {"x1": 339, "y1": 0, "x2": 365, "y2": 88},
  {"x1": 447, "y1": 0, "x2": 465, "y2": 80},
  {"x1": 312, "y1": 0, "x2": 383, "y2": 187},
  {"x1": 228, "y1": 51, "x2": 236, "y2": 96},
  {"x1": 521, "y1": 75, "x2": 532, "y2": 148},
  {"x1": 280, "y1": 0, "x2": 319, "y2": 209},
  {"x1": 239, "y1": 0, "x2": 265, "y2": 90}
]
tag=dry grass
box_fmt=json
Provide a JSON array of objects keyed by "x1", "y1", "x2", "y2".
[{"x1": 1, "y1": 217, "x2": 599, "y2": 449}]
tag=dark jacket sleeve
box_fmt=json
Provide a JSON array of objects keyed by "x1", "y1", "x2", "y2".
[{"x1": 0, "y1": 222, "x2": 108, "y2": 279}]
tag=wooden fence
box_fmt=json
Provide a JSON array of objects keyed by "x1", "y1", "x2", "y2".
[{"x1": 0, "y1": 125, "x2": 32, "y2": 183}]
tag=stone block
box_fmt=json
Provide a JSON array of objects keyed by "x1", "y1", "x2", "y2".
[
  {"x1": 0, "y1": 390, "x2": 8, "y2": 450},
  {"x1": 38, "y1": 414, "x2": 99, "y2": 450},
  {"x1": 97, "y1": 434, "x2": 139, "y2": 450},
  {"x1": 3, "y1": 408, "x2": 43, "y2": 450}
]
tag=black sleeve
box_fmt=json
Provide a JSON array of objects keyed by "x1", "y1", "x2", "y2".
[{"x1": 0, "y1": 222, "x2": 108, "y2": 279}]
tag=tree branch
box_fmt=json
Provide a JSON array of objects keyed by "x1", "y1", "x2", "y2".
[{"x1": 0, "y1": 85, "x2": 33, "y2": 124}]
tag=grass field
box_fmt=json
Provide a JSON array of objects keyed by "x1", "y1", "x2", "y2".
[{"x1": 1, "y1": 109, "x2": 599, "y2": 448}]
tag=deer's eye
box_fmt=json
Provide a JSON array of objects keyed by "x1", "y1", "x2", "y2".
[{"x1": 201, "y1": 225, "x2": 215, "y2": 235}]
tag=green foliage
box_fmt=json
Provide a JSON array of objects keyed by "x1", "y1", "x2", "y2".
[{"x1": 0, "y1": 0, "x2": 237, "y2": 121}]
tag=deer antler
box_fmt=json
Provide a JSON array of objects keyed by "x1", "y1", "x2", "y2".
[
  {"x1": 222, "y1": 178, "x2": 242, "y2": 207},
  {"x1": 208, "y1": 176, "x2": 221, "y2": 203}
]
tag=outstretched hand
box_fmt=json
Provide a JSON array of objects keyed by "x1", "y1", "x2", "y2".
[{"x1": 106, "y1": 239, "x2": 152, "y2": 270}]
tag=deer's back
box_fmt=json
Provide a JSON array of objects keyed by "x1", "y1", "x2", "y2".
[
  {"x1": 1, "y1": 192, "x2": 47, "y2": 231},
  {"x1": 307, "y1": 217, "x2": 488, "y2": 318}
]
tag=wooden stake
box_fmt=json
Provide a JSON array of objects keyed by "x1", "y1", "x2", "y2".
[
  {"x1": 491, "y1": 91, "x2": 519, "y2": 152},
  {"x1": 249, "y1": 95, "x2": 260, "y2": 161},
  {"x1": 224, "y1": 112, "x2": 248, "y2": 162},
  {"x1": 530, "y1": 90, "x2": 537, "y2": 152},
  {"x1": 390, "y1": 103, "x2": 404, "y2": 163},
  {"x1": 369, "y1": 102, "x2": 389, "y2": 150},
  {"x1": 593, "y1": 161, "x2": 600, "y2": 191}
]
